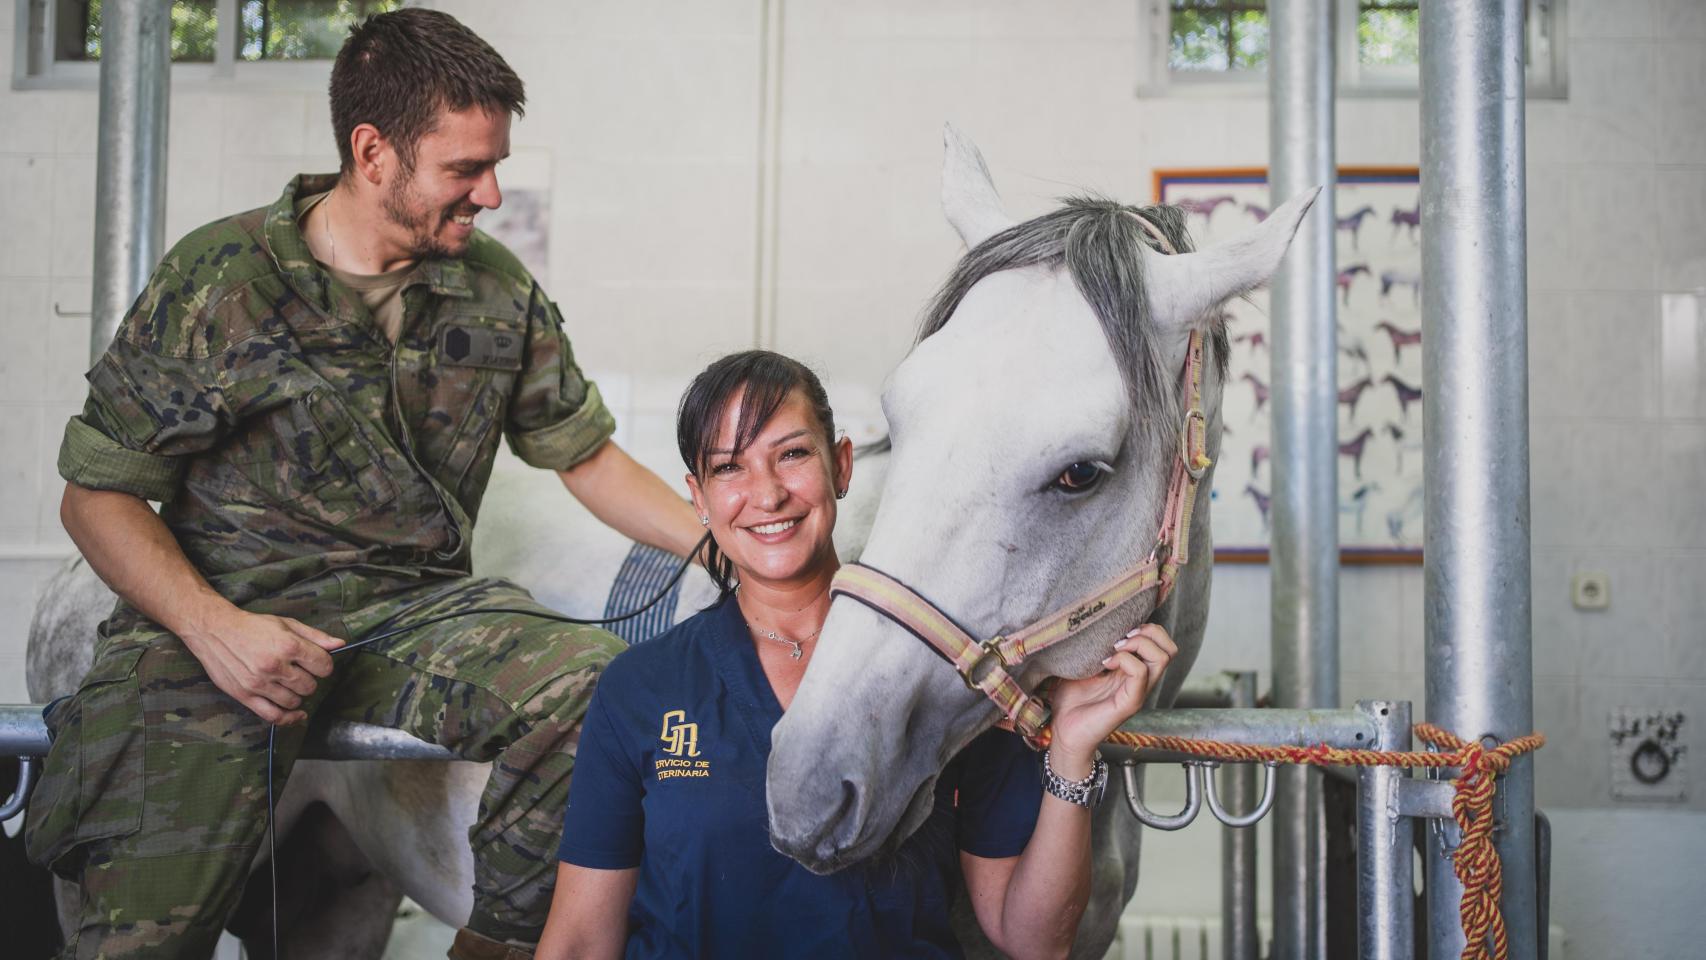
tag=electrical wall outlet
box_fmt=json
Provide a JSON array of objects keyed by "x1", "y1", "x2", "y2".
[
  {"x1": 1572, "y1": 572, "x2": 1611, "y2": 610},
  {"x1": 1609, "y1": 708, "x2": 1688, "y2": 802}
]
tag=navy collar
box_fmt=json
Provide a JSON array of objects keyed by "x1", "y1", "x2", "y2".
[{"x1": 707, "y1": 596, "x2": 787, "y2": 752}]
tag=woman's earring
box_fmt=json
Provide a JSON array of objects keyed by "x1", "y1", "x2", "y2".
[
  {"x1": 699, "y1": 516, "x2": 710, "y2": 526},
  {"x1": 836, "y1": 490, "x2": 846, "y2": 500}
]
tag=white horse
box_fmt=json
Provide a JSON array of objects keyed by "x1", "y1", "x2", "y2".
[
  {"x1": 22, "y1": 129, "x2": 1312, "y2": 958},
  {"x1": 767, "y1": 132, "x2": 1315, "y2": 955}
]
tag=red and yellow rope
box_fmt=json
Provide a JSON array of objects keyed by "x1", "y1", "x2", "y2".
[{"x1": 1052, "y1": 723, "x2": 1545, "y2": 960}]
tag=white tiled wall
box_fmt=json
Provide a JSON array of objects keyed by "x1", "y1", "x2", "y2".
[
  {"x1": 0, "y1": 15, "x2": 88, "y2": 695},
  {"x1": 0, "y1": 0, "x2": 1703, "y2": 914}
]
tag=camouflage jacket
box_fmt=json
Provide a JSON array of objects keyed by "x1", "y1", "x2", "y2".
[{"x1": 59, "y1": 174, "x2": 615, "y2": 609}]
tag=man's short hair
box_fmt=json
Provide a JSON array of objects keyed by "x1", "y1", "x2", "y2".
[{"x1": 330, "y1": 8, "x2": 526, "y2": 175}]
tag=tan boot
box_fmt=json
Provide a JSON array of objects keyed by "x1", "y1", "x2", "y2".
[{"x1": 448, "y1": 927, "x2": 536, "y2": 960}]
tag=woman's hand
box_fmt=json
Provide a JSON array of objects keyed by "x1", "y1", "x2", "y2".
[
  {"x1": 964, "y1": 624, "x2": 1177, "y2": 957},
  {"x1": 1045, "y1": 624, "x2": 1177, "y2": 775}
]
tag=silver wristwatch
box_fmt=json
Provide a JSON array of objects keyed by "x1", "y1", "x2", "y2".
[{"x1": 1042, "y1": 749, "x2": 1108, "y2": 808}]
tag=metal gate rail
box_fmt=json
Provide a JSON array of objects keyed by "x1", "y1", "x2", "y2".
[{"x1": 1106, "y1": 699, "x2": 1455, "y2": 960}]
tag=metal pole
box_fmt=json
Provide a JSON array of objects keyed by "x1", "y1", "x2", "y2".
[
  {"x1": 1268, "y1": 1, "x2": 1338, "y2": 956},
  {"x1": 89, "y1": 0, "x2": 171, "y2": 362},
  {"x1": 1224, "y1": 672, "x2": 1260, "y2": 960},
  {"x1": 1, "y1": 706, "x2": 460, "y2": 762},
  {"x1": 1418, "y1": 2, "x2": 1536, "y2": 959},
  {"x1": 1112, "y1": 708, "x2": 1378, "y2": 758},
  {"x1": 1357, "y1": 700, "x2": 1415, "y2": 960}
]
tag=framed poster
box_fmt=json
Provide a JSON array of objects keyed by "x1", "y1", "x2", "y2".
[{"x1": 1156, "y1": 168, "x2": 1423, "y2": 564}]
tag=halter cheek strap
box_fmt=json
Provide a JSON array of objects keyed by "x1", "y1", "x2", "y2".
[{"x1": 831, "y1": 322, "x2": 1214, "y2": 740}]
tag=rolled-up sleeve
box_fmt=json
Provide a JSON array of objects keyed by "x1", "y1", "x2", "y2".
[
  {"x1": 59, "y1": 273, "x2": 232, "y2": 502},
  {"x1": 58, "y1": 413, "x2": 184, "y2": 503},
  {"x1": 505, "y1": 290, "x2": 616, "y2": 471}
]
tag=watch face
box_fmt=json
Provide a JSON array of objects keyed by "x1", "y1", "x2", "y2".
[{"x1": 1089, "y1": 757, "x2": 1109, "y2": 807}]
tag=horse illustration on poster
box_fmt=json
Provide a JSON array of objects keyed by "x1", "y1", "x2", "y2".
[{"x1": 1157, "y1": 168, "x2": 1424, "y2": 560}]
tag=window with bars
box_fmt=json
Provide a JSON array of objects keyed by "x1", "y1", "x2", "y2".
[
  {"x1": 16, "y1": 0, "x2": 404, "y2": 87},
  {"x1": 1143, "y1": 0, "x2": 1566, "y2": 97}
]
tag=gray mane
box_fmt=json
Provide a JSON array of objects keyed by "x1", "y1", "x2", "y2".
[{"x1": 916, "y1": 198, "x2": 1228, "y2": 451}]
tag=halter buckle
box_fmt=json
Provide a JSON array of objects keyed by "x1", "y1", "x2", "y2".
[
  {"x1": 1181, "y1": 407, "x2": 1211, "y2": 480},
  {"x1": 961, "y1": 636, "x2": 1011, "y2": 692}
]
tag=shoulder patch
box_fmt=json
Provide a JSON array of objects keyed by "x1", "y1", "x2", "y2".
[{"x1": 439, "y1": 321, "x2": 524, "y2": 370}]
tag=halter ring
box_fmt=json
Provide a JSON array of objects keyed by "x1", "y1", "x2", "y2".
[{"x1": 1181, "y1": 408, "x2": 1210, "y2": 480}]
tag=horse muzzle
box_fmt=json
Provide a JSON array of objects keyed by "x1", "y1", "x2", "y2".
[
  {"x1": 765, "y1": 611, "x2": 949, "y2": 873},
  {"x1": 765, "y1": 749, "x2": 939, "y2": 875}
]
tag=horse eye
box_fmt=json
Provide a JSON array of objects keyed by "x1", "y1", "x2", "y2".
[{"x1": 1053, "y1": 461, "x2": 1105, "y2": 493}]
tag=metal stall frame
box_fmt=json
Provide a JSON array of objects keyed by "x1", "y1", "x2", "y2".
[
  {"x1": 89, "y1": 0, "x2": 172, "y2": 363},
  {"x1": 1173, "y1": 671, "x2": 1263, "y2": 959},
  {"x1": 1267, "y1": 1, "x2": 1340, "y2": 954},
  {"x1": 1419, "y1": 2, "x2": 1539, "y2": 958},
  {"x1": 1105, "y1": 702, "x2": 1450, "y2": 960}
]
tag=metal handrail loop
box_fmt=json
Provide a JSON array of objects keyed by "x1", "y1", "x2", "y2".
[
  {"x1": 1, "y1": 757, "x2": 40, "y2": 821},
  {"x1": 1204, "y1": 759, "x2": 1279, "y2": 828},
  {"x1": 1120, "y1": 759, "x2": 1206, "y2": 830}
]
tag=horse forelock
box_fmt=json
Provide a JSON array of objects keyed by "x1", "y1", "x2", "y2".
[{"x1": 915, "y1": 197, "x2": 1227, "y2": 455}]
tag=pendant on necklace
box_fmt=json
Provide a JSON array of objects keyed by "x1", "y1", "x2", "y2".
[
  {"x1": 764, "y1": 630, "x2": 803, "y2": 659},
  {"x1": 750, "y1": 621, "x2": 814, "y2": 661}
]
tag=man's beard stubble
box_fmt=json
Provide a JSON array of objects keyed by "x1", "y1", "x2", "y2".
[{"x1": 383, "y1": 165, "x2": 459, "y2": 260}]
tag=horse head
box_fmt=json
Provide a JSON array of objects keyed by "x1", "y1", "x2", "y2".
[{"x1": 766, "y1": 126, "x2": 1316, "y2": 873}]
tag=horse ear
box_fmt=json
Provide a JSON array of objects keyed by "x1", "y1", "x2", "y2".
[
  {"x1": 940, "y1": 124, "x2": 1015, "y2": 249},
  {"x1": 1141, "y1": 186, "x2": 1323, "y2": 334}
]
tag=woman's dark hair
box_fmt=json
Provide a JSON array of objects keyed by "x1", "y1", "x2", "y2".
[
  {"x1": 677, "y1": 350, "x2": 837, "y2": 597},
  {"x1": 330, "y1": 9, "x2": 526, "y2": 175}
]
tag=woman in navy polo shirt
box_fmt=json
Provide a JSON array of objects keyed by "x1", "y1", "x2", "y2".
[{"x1": 537, "y1": 351, "x2": 1175, "y2": 959}]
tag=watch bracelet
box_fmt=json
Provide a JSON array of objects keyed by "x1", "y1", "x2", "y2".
[{"x1": 1042, "y1": 748, "x2": 1106, "y2": 807}]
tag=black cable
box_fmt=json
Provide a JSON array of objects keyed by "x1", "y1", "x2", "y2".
[{"x1": 266, "y1": 533, "x2": 708, "y2": 958}]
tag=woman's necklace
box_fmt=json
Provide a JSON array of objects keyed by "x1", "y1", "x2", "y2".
[{"x1": 745, "y1": 621, "x2": 820, "y2": 660}]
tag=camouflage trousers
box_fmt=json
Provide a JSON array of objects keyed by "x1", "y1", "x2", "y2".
[{"x1": 25, "y1": 569, "x2": 625, "y2": 959}]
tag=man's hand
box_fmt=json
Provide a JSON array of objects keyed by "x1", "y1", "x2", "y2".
[
  {"x1": 181, "y1": 610, "x2": 345, "y2": 726},
  {"x1": 61, "y1": 483, "x2": 351, "y2": 726}
]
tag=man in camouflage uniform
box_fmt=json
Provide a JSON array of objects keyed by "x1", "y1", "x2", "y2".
[{"x1": 24, "y1": 10, "x2": 702, "y2": 959}]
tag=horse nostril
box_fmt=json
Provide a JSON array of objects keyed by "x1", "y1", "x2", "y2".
[{"x1": 825, "y1": 778, "x2": 866, "y2": 851}]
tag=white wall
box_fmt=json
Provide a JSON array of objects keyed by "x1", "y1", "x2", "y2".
[{"x1": 2, "y1": 0, "x2": 1703, "y2": 955}]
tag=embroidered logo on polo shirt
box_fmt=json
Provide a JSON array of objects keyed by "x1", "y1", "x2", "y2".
[
  {"x1": 657, "y1": 709, "x2": 712, "y2": 780},
  {"x1": 660, "y1": 710, "x2": 700, "y2": 757}
]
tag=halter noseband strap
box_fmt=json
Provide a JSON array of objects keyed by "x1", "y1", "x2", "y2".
[{"x1": 831, "y1": 229, "x2": 1213, "y2": 739}]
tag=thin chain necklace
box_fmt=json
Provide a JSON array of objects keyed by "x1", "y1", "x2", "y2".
[
  {"x1": 321, "y1": 192, "x2": 338, "y2": 269},
  {"x1": 744, "y1": 621, "x2": 820, "y2": 660}
]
